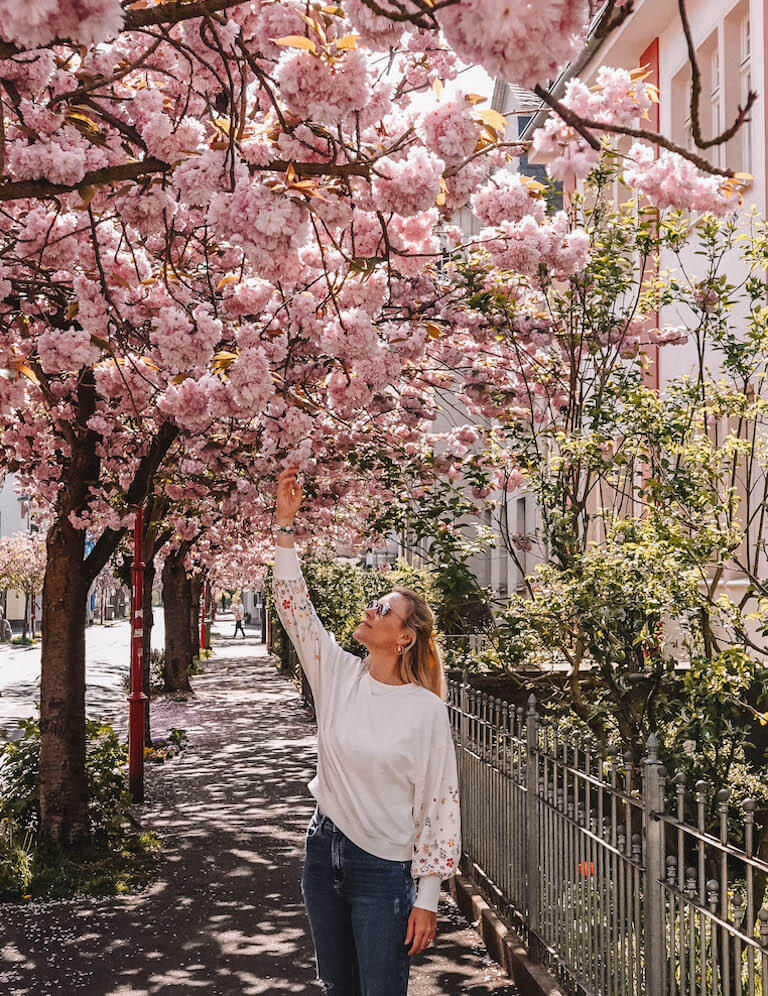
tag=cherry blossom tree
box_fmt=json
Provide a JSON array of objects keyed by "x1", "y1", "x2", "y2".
[
  {"x1": 0, "y1": 532, "x2": 46, "y2": 639},
  {"x1": 0, "y1": 0, "x2": 754, "y2": 855}
]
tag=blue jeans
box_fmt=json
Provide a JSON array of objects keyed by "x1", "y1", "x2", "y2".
[{"x1": 301, "y1": 807, "x2": 416, "y2": 995}]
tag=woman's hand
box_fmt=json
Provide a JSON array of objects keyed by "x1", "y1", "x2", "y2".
[
  {"x1": 276, "y1": 465, "x2": 302, "y2": 526},
  {"x1": 405, "y1": 906, "x2": 437, "y2": 956}
]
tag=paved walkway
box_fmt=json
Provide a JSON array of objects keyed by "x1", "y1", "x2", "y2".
[{"x1": 0, "y1": 631, "x2": 517, "y2": 995}]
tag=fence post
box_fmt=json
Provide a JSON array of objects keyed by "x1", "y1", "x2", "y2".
[
  {"x1": 526, "y1": 693, "x2": 540, "y2": 959},
  {"x1": 643, "y1": 733, "x2": 666, "y2": 996},
  {"x1": 460, "y1": 669, "x2": 468, "y2": 750}
]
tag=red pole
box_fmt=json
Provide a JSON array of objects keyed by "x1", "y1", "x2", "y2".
[
  {"x1": 199, "y1": 579, "x2": 207, "y2": 653},
  {"x1": 128, "y1": 507, "x2": 146, "y2": 803}
]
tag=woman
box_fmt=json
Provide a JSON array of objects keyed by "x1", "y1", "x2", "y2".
[{"x1": 273, "y1": 466, "x2": 461, "y2": 996}]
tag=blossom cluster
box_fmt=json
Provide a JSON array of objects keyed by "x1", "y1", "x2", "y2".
[
  {"x1": 276, "y1": 49, "x2": 371, "y2": 124},
  {"x1": 481, "y1": 213, "x2": 590, "y2": 278},
  {"x1": 0, "y1": 0, "x2": 123, "y2": 48},
  {"x1": 471, "y1": 170, "x2": 545, "y2": 226},
  {"x1": 623, "y1": 144, "x2": 739, "y2": 216},
  {"x1": 532, "y1": 67, "x2": 656, "y2": 185},
  {"x1": 439, "y1": 0, "x2": 588, "y2": 86},
  {"x1": 416, "y1": 95, "x2": 480, "y2": 164},
  {"x1": 372, "y1": 147, "x2": 445, "y2": 216}
]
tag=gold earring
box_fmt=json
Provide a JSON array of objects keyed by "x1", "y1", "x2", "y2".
[{"x1": 396, "y1": 645, "x2": 403, "y2": 654}]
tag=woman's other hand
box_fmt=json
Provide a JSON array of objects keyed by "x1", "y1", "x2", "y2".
[
  {"x1": 276, "y1": 465, "x2": 302, "y2": 526},
  {"x1": 405, "y1": 906, "x2": 437, "y2": 956}
]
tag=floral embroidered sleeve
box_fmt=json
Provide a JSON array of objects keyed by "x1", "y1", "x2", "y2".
[
  {"x1": 411, "y1": 712, "x2": 461, "y2": 913},
  {"x1": 273, "y1": 546, "x2": 348, "y2": 704}
]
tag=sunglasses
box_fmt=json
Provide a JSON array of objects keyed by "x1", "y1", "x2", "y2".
[{"x1": 366, "y1": 599, "x2": 408, "y2": 625}]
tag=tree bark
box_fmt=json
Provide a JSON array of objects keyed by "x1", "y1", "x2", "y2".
[
  {"x1": 39, "y1": 515, "x2": 89, "y2": 848},
  {"x1": 162, "y1": 550, "x2": 193, "y2": 693}
]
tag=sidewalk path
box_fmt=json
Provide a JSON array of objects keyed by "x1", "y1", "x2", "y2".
[{"x1": 0, "y1": 633, "x2": 517, "y2": 995}]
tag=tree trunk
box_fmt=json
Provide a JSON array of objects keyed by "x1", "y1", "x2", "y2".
[
  {"x1": 39, "y1": 516, "x2": 89, "y2": 848},
  {"x1": 162, "y1": 551, "x2": 193, "y2": 693},
  {"x1": 142, "y1": 556, "x2": 155, "y2": 746},
  {"x1": 190, "y1": 576, "x2": 202, "y2": 658}
]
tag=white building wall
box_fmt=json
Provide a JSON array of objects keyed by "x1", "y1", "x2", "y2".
[{"x1": 0, "y1": 473, "x2": 29, "y2": 538}]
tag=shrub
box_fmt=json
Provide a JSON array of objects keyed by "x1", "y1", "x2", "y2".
[{"x1": 0, "y1": 718, "x2": 160, "y2": 902}]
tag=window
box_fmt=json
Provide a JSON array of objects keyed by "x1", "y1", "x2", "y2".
[
  {"x1": 710, "y1": 47, "x2": 722, "y2": 169},
  {"x1": 740, "y1": 15, "x2": 752, "y2": 172},
  {"x1": 683, "y1": 81, "x2": 693, "y2": 152}
]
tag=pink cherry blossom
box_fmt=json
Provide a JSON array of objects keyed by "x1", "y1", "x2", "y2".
[
  {"x1": 372, "y1": 147, "x2": 445, "y2": 216},
  {"x1": 623, "y1": 143, "x2": 738, "y2": 216},
  {"x1": 0, "y1": 0, "x2": 124, "y2": 48},
  {"x1": 37, "y1": 325, "x2": 101, "y2": 374},
  {"x1": 471, "y1": 169, "x2": 545, "y2": 225},
  {"x1": 416, "y1": 94, "x2": 480, "y2": 164},
  {"x1": 276, "y1": 49, "x2": 371, "y2": 124},
  {"x1": 439, "y1": 0, "x2": 588, "y2": 87}
]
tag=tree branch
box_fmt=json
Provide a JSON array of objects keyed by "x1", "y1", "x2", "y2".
[
  {"x1": 0, "y1": 156, "x2": 370, "y2": 203},
  {"x1": 83, "y1": 420, "x2": 180, "y2": 585},
  {"x1": 356, "y1": 0, "x2": 458, "y2": 28},
  {"x1": 532, "y1": 84, "x2": 601, "y2": 151},
  {"x1": 677, "y1": 0, "x2": 757, "y2": 151},
  {"x1": 532, "y1": 84, "x2": 737, "y2": 178},
  {"x1": 0, "y1": 158, "x2": 172, "y2": 201}
]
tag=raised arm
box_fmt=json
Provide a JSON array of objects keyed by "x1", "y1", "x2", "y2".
[{"x1": 272, "y1": 467, "x2": 354, "y2": 699}]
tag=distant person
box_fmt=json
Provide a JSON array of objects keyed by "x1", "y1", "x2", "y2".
[{"x1": 233, "y1": 599, "x2": 246, "y2": 638}]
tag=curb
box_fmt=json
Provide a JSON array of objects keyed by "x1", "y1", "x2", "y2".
[{"x1": 443, "y1": 874, "x2": 565, "y2": 996}]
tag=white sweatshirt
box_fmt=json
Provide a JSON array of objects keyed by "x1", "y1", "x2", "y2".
[{"x1": 273, "y1": 546, "x2": 461, "y2": 913}]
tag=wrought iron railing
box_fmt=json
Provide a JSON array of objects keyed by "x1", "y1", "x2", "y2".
[{"x1": 446, "y1": 675, "x2": 768, "y2": 996}]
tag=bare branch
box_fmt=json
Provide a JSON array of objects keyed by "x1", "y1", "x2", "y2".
[
  {"x1": 677, "y1": 0, "x2": 757, "y2": 151},
  {"x1": 356, "y1": 0, "x2": 458, "y2": 28}
]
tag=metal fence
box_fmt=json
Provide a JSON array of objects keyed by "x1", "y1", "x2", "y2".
[{"x1": 446, "y1": 675, "x2": 768, "y2": 996}]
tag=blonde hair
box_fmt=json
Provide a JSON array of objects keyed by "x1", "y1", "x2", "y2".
[{"x1": 391, "y1": 586, "x2": 446, "y2": 699}]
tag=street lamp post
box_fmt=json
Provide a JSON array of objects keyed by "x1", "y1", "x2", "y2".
[
  {"x1": 199, "y1": 579, "x2": 207, "y2": 654},
  {"x1": 128, "y1": 507, "x2": 146, "y2": 803}
]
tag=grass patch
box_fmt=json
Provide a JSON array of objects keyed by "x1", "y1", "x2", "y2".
[{"x1": 1, "y1": 828, "x2": 162, "y2": 903}]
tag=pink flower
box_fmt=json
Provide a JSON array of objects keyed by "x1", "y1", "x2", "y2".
[
  {"x1": 481, "y1": 211, "x2": 590, "y2": 277},
  {"x1": 372, "y1": 147, "x2": 445, "y2": 216},
  {"x1": 0, "y1": 0, "x2": 124, "y2": 48},
  {"x1": 471, "y1": 169, "x2": 545, "y2": 225},
  {"x1": 416, "y1": 94, "x2": 480, "y2": 164},
  {"x1": 343, "y1": 0, "x2": 411, "y2": 49},
  {"x1": 439, "y1": 0, "x2": 588, "y2": 87},
  {"x1": 624, "y1": 143, "x2": 738, "y2": 216},
  {"x1": 37, "y1": 325, "x2": 101, "y2": 374},
  {"x1": 276, "y1": 49, "x2": 371, "y2": 124}
]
